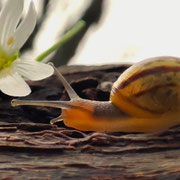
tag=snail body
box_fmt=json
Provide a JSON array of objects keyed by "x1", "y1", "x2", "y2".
[{"x1": 12, "y1": 56, "x2": 180, "y2": 133}]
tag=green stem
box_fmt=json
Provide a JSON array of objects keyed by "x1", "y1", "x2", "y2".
[{"x1": 36, "y1": 20, "x2": 86, "y2": 62}]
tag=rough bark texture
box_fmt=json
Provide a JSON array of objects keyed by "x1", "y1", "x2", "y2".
[{"x1": 0, "y1": 64, "x2": 180, "y2": 180}]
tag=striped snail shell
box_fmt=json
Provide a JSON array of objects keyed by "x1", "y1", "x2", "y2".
[{"x1": 111, "y1": 56, "x2": 180, "y2": 118}]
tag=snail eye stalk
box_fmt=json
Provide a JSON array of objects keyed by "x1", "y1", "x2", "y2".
[
  {"x1": 48, "y1": 63, "x2": 80, "y2": 100},
  {"x1": 11, "y1": 63, "x2": 78, "y2": 109},
  {"x1": 11, "y1": 99, "x2": 71, "y2": 109}
]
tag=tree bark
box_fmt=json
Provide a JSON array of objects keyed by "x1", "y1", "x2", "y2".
[{"x1": 0, "y1": 64, "x2": 179, "y2": 180}]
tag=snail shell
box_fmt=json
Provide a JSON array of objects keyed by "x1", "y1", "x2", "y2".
[{"x1": 111, "y1": 56, "x2": 180, "y2": 118}]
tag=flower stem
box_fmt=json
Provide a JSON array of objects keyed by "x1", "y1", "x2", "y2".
[{"x1": 36, "y1": 20, "x2": 86, "y2": 62}]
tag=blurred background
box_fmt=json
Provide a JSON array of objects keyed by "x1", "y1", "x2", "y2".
[{"x1": 3, "y1": 0, "x2": 180, "y2": 66}]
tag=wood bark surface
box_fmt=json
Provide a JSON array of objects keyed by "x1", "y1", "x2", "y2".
[{"x1": 0, "y1": 64, "x2": 179, "y2": 180}]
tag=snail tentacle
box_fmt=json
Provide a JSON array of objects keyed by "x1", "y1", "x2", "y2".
[
  {"x1": 50, "y1": 116, "x2": 63, "y2": 124},
  {"x1": 11, "y1": 99, "x2": 72, "y2": 109},
  {"x1": 12, "y1": 63, "x2": 80, "y2": 109},
  {"x1": 48, "y1": 63, "x2": 80, "y2": 100}
]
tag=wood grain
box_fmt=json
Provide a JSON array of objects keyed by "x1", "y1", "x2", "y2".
[{"x1": 0, "y1": 64, "x2": 179, "y2": 180}]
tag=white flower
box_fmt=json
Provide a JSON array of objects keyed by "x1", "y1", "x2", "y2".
[{"x1": 0, "y1": 0, "x2": 54, "y2": 97}]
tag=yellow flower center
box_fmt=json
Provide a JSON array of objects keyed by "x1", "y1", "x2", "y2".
[{"x1": 0, "y1": 47, "x2": 18, "y2": 71}]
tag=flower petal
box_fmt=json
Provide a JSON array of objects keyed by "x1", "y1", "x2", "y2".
[
  {"x1": 12, "y1": 1, "x2": 37, "y2": 52},
  {"x1": 0, "y1": 0, "x2": 24, "y2": 52},
  {"x1": 0, "y1": 68, "x2": 31, "y2": 97},
  {"x1": 13, "y1": 59, "x2": 54, "y2": 81}
]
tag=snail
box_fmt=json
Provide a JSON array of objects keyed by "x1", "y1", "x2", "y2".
[{"x1": 11, "y1": 56, "x2": 180, "y2": 133}]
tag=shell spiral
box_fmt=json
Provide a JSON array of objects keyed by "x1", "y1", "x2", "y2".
[{"x1": 110, "y1": 56, "x2": 180, "y2": 118}]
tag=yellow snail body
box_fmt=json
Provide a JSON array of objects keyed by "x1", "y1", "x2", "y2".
[{"x1": 11, "y1": 56, "x2": 180, "y2": 133}]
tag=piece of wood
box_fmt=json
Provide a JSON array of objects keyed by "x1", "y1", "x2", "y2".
[{"x1": 0, "y1": 64, "x2": 180, "y2": 179}]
